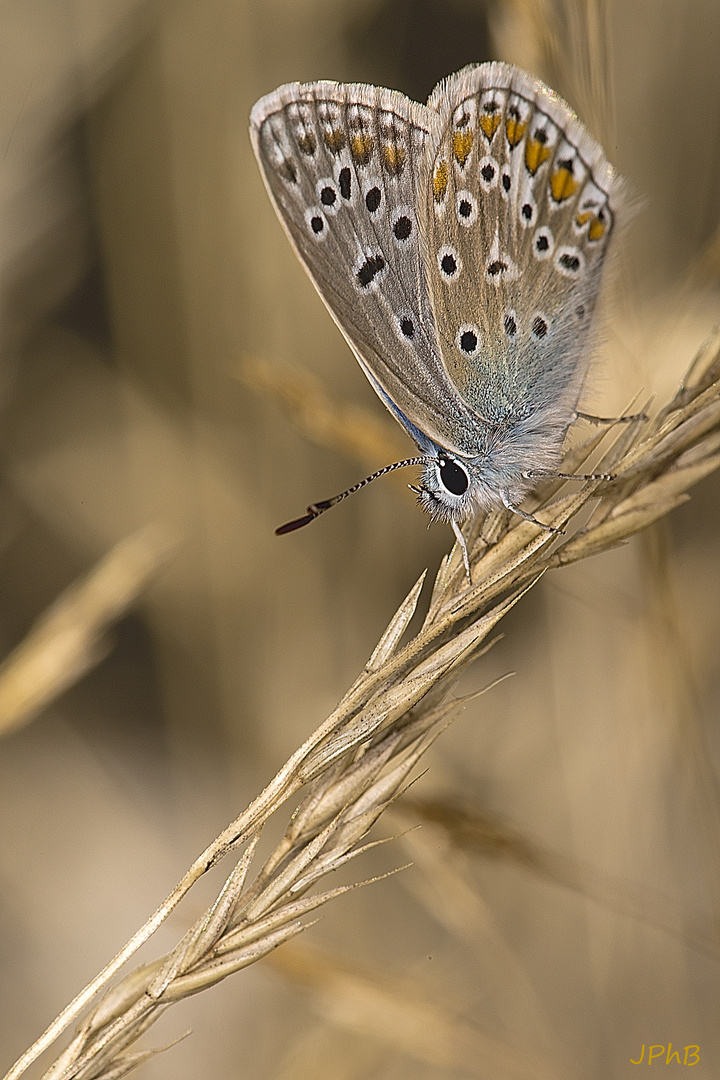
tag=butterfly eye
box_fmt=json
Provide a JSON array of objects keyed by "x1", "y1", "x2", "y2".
[{"x1": 438, "y1": 457, "x2": 469, "y2": 496}]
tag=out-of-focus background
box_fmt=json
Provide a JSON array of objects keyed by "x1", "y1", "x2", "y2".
[{"x1": 1, "y1": 1, "x2": 719, "y2": 1077}]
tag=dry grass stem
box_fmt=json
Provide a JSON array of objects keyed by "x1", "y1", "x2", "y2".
[
  {"x1": 393, "y1": 798, "x2": 720, "y2": 960},
  {"x1": 269, "y1": 941, "x2": 564, "y2": 1080},
  {"x1": 7, "y1": 330, "x2": 720, "y2": 1080},
  {"x1": 0, "y1": 524, "x2": 178, "y2": 739},
  {"x1": 238, "y1": 356, "x2": 409, "y2": 474}
]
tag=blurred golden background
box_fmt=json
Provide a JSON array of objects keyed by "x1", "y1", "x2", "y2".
[{"x1": 1, "y1": 0, "x2": 720, "y2": 1077}]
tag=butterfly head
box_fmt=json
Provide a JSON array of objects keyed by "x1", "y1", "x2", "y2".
[
  {"x1": 413, "y1": 453, "x2": 479, "y2": 523},
  {"x1": 413, "y1": 403, "x2": 573, "y2": 522}
]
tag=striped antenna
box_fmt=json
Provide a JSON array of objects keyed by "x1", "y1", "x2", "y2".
[{"x1": 276, "y1": 457, "x2": 429, "y2": 535}]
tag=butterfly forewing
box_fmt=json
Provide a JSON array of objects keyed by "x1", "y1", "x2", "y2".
[
  {"x1": 250, "y1": 81, "x2": 484, "y2": 455},
  {"x1": 420, "y1": 63, "x2": 618, "y2": 428}
]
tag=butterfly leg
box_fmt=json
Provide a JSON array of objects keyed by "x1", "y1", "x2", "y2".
[
  {"x1": 555, "y1": 470, "x2": 613, "y2": 481},
  {"x1": 525, "y1": 468, "x2": 613, "y2": 483},
  {"x1": 502, "y1": 496, "x2": 564, "y2": 535},
  {"x1": 575, "y1": 409, "x2": 648, "y2": 424},
  {"x1": 451, "y1": 519, "x2": 472, "y2": 584}
]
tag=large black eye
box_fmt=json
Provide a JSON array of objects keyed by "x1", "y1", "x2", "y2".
[{"x1": 439, "y1": 457, "x2": 469, "y2": 496}]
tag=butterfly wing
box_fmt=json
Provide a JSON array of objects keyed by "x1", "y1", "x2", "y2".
[
  {"x1": 250, "y1": 81, "x2": 485, "y2": 456},
  {"x1": 420, "y1": 62, "x2": 619, "y2": 434}
]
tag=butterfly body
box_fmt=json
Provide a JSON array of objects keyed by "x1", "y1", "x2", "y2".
[{"x1": 250, "y1": 62, "x2": 619, "y2": 526}]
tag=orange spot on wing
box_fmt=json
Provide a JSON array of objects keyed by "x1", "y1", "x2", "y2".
[
  {"x1": 524, "y1": 138, "x2": 551, "y2": 175},
  {"x1": 505, "y1": 116, "x2": 527, "y2": 148},
  {"x1": 382, "y1": 143, "x2": 406, "y2": 175},
  {"x1": 575, "y1": 210, "x2": 592, "y2": 226},
  {"x1": 479, "y1": 113, "x2": 501, "y2": 140},
  {"x1": 350, "y1": 134, "x2": 373, "y2": 165},
  {"x1": 433, "y1": 160, "x2": 449, "y2": 202},
  {"x1": 452, "y1": 130, "x2": 474, "y2": 167},
  {"x1": 550, "y1": 166, "x2": 578, "y2": 202},
  {"x1": 588, "y1": 216, "x2": 607, "y2": 241},
  {"x1": 323, "y1": 128, "x2": 346, "y2": 154}
]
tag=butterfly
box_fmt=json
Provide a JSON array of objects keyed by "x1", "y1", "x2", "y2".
[{"x1": 250, "y1": 62, "x2": 619, "y2": 574}]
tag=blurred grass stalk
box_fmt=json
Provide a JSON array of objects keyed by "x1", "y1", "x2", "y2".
[
  {"x1": 0, "y1": 524, "x2": 178, "y2": 739},
  {"x1": 237, "y1": 355, "x2": 411, "y2": 477},
  {"x1": 6, "y1": 327, "x2": 720, "y2": 1080}
]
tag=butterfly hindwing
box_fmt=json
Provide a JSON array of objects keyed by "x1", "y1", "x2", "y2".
[{"x1": 420, "y1": 62, "x2": 619, "y2": 429}]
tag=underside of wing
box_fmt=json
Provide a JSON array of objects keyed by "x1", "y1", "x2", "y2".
[
  {"x1": 420, "y1": 62, "x2": 620, "y2": 430},
  {"x1": 250, "y1": 81, "x2": 487, "y2": 457}
]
